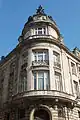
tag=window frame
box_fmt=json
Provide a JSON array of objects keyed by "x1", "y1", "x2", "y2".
[
  {"x1": 55, "y1": 71, "x2": 62, "y2": 91},
  {"x1": 33, "y1": 71, "x2": 49, "y2": 90},
  {"x1": 35, "y1": 27, "x2": 46, "y2": 35},
  {"x1": 73, "y1": 80, "x2": 78, "y2": 95},
  {"x1": 71, "y1": 62, "x2": 76, "y2": 75},
  {"x1": 33, "y1": 50, "x2": 48, "y2": 62},
  {"x1": 18, "y1": 69, "x2": 27, "y2": 93}
]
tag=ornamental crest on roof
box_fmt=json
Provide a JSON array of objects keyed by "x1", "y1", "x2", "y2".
[{"x1": 36, "y1": 5, "x2": 45, "y2": 14}]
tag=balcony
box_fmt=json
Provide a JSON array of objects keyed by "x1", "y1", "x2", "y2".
[
  {"x1": 54, "y1": 62, "x2": 61, "y2": 69},
  {"x1": 12, "y1": 90, "x2": 75, "y2": 103},
  {"x1": 32, "y1": 60, "x2": 49, "y2": 67}
]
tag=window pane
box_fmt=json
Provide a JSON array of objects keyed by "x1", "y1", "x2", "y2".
[
  {"x1": 34, "y1": 73, "x2": 37, "y2": 90},
  {"x1": 44, "y1": 52, "x2": 48, "y2": 61},
  {"x1": 53, "y1": 51, "x2": 60, "y2": 63},
  {"x1": 43, "y1": 28, "x2": 46, "y2": 34},
  {"x1": 71, "y1": 63, "x2": 76, "y2": 75},
  {"x1": 73, "y1": 81, "x2": 78, "y2": 94},
  {"x1": 33, "y1": 71, "x2": 49, "y2": 90},
  {"x1": 45, "y1": 72, "x2": 49, "y2": 90},
  {"x1": 38, "y1": 53, "x2": 43, "y2": 61},
  {"x1": 18, "y1": 71, "x2": 27, "y2": 92},
  {"x1": 38, "y1": 28, "x2": 42, "y2": 35},
  {"x1": 55, "y1": 72, "x2": 62, "y2": 91},
  {"x1": 38, "y1": 31, "x2": 42, "y2": 35},
  {"x1": 38, "y1": 72, "x2": 44, "y2": 90},
  {"x1": 35, "y1": 28, "x2": 46, "y2": 35},
  {"x1": 33, "y1": 51, "x2": 48, "y2": 62},
  {"x1": 38, "y1": 28, "x2": 42, "y2": 30}
]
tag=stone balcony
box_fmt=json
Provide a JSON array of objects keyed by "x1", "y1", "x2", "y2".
[
  {"x1": 12, "y1": 90, "x2": 75, "y2": 103},
  {"x1": 24, "y1": 34, "x2": 56, "y2": 41}
]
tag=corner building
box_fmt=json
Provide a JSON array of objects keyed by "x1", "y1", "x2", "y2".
[{"x1": 0, "y1": 6, "x2": 80, "y2": 120}]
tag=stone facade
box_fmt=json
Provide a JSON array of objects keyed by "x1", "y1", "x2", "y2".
[{"x1": 0, "y1": 5, "x2": 80, "y2": 120}]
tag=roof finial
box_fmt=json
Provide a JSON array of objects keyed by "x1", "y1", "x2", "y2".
[{"x1": 36, "y1": 5, "x2": 45, "y2": 14}]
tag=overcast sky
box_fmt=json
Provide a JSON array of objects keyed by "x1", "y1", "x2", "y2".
[{"x1": 0, "y1": 0, "x2": 80, "y2": 57}]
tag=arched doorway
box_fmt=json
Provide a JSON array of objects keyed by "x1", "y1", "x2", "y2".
[{"x1": 34, "y1": 108, "x2": 50, "y2": 120}]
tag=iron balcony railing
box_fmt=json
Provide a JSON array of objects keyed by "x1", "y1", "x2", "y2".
[{"x1": 32, "y1": 60, "x2": 49, "y2": 66}]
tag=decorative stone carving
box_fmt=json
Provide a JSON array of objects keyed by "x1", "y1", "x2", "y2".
[{"x1": 36, "y1": 5, "x2": 45, "y2": 15}]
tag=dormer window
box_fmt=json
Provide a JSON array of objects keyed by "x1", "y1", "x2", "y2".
[{"x1": 35, "y1": 27, "x2": 46, "y2": 35}]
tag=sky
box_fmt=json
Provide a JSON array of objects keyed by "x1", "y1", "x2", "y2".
[{"x1": 0, "y1": 0, "x2": 80, "y2": 58}]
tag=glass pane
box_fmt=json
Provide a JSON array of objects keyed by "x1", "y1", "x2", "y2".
[
  {"x1": 38, "y1": 28, "x2": 42, "y2": 35},
  {"x1": 55, "y1": 73, "x2": 61, "y2": 91},
  {"x1": 74, "y1": 81, "x2": 78, "y2": 94},
  {"x1": 34, "y1": 73, "x2": 37, "y2": 90},
  {"x1": 38, "y1": 72, "x2": 44, "y2": 90},
  {"x1": 38, "y1": 53, "x2": 43, "y2": 61},
  {"x1": 45, "y1": 72, "x2": 49, "y2": 90},
  {"x1": 38, "y1": 31, "x2": 42, "y2": 35},
  {"x1": 38, "y1": 28, "x2": 42, "y2": 30},
  {"x1": 44, "y1": 52, "x2": 48, "y2": 61},
  {"x1": 43, "y1": 28, "x2": 46, "y2": 34}
]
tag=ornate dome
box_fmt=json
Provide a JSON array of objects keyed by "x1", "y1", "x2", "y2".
[
  {"x1": 19, "y1": 5, "x2": 61, "y2": 43},
  {"x1": 27, "y1": 5, "x2": 57, "y2": 25}
]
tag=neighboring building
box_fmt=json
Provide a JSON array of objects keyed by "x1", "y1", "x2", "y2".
[{"x1": 0, "y1": 5, "x2": 80, "y2": 120}]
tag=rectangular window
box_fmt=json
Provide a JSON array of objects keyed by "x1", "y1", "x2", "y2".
[
  {"x1": 53, "y1": 51, "x2": 60, "y2": 63},
  {"x1": 34, "y1": 50, "x2": 48, "y2": 62},
  {"x1": 35, "y1": 27, "x2": 46, "y2": 35},
  {"x1": 38, "y1": 52, "x2": 43, "y2": 61},
  {"x1": 73, "y1": 81, "x2": 78, "y2": 95},
  {"x1": 34, "y1": 72, "x2": 37, "y2": 90},
  {"x1": 18, "y1": 70, "x2": 27, "y2": 93},
  {"x1": 55, "y1": 72, "x2": 62, "y2": 91},
  {"x1": 71, "y1": 62, "x2": 76, "y2": 75},
  {"x1": 53, "y1": 51, "x2": 61, "y2": 68},
  {"x1": 33, "y1": 71, "x2": 49, "y2": 90},
  {"x1": 38, "y1": 72, "x2": 44, "y2": 90}
]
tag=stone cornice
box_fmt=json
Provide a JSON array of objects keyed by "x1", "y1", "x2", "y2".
[{"x1": 0, "y1": 37, "x2": 80, "y2": 68}]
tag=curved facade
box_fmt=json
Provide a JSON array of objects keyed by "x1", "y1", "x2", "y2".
[{"x1": 0, "y1": 5, "x2": 80, "y2": 120}]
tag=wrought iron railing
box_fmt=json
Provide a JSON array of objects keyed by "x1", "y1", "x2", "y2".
[{"x1": 32, "y1": 60, "x2": 49, "y2": 66}]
